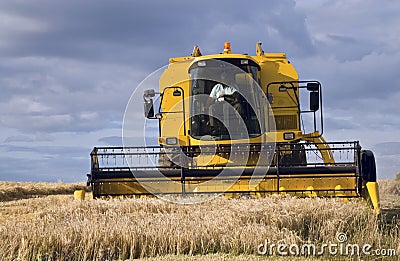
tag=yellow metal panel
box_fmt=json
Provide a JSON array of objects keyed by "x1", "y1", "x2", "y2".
[{"x1": 366, "y1": 182, "x2": 380, "y2": 214}]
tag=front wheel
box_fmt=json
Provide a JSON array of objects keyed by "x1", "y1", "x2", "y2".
[{"x1": 360, "y1": 150, "x2": 377, "y2": 182}]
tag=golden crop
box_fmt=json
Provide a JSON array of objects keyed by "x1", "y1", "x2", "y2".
[{"x1": 0, "y1": 181, "x2": 398, "y2": 260}]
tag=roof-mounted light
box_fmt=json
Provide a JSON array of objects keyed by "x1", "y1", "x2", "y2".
[{"x1": 223, "y1": 42, "x2": 232, "y2": 54}]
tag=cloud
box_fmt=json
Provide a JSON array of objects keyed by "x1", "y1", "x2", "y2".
[
  {"x1": 0, "y1": 0, "x2": 314, "y2": 63},
  {"x1": 0, "y1": 9, "x2": 49, "y2": 47},
  {"x1": 2, "y1": 114, "x2": 73, "y2": 132},
  {"x1": 0, "y1": 143, "x2": 90, "y2": 182},
  {"x1": 0, "y1": 57, "x2": 142, "y2": 133},
  {"x1": 0, "y1": 156, "x2": 87, "y2": 182},
  {"x1": 372, "y1": 142, "x2": 400, "y2": 157},
  {"x1": 370, "y1": 142, "x2": 400, "y2": 178},
  {"x1": 0, "y1": 0, "x2": 312, "y2": 135},
  {"x1": 4, "y1": 134, "x2": 54, "y2": 143},
  {"x1": 98, "y1": 136, "x2": 122, "y2": 146}
]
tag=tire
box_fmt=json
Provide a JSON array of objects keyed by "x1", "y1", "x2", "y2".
[{"x1": 360, "y1": 150, "x2": 377, "y2": 182}]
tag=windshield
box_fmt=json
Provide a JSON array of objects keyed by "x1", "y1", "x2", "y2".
[{"x1": 189, "y1": 58, "x2": 263, "y2": 140}]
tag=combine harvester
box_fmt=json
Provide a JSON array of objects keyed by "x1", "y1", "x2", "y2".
[{"x1": 86, "y1": 42, "x2": 379, "y2": 213}]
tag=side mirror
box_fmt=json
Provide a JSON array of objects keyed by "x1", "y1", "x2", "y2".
[
  {"x1": 144, "y1": 99, "x2": 154, "y2": 118},
  {"x1": 144, "y1": 89, "x2": 156, "y2": 98},
  {"x1": 306, "y1": 82, "x2": 319, "y2": 92},
  {"x1": 310, "y1": 92, "x2": 319, "y2": 111}
]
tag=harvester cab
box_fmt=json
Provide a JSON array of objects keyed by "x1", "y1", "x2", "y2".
[{"x1": 87, "y1": 42, "x2": 380, "y2": 213}]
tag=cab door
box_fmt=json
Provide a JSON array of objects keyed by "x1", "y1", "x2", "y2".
[{"x1": 159, "y1": 87, "x2": 188, "y2": 146}]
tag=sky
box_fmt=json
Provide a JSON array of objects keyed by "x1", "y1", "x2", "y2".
[{"x1": 0, "y1": 0, "x2": 399, "y2": 182}]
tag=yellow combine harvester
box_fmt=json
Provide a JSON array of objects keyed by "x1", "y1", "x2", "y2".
[{"x1": 86, "y1": 42, "x2": 380, "y2": 213}]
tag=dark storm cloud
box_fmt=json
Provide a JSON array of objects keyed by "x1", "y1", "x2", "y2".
[
  {"x1": 0, "y1": 1, "x2": 194, "y2": 61},
  {"x1": 0, "y1": 0, "x2": 312, "y2": 135},
  {"x1": 0, "y1": 1, "x2": 201, "y2": 64},
  {"x1": 0, "y1": 0, "x2": 313, "y2": 64}
]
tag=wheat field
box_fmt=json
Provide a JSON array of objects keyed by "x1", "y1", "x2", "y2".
[{"x1": 0, "y1": 180, "x2": 399, "y2": 260}]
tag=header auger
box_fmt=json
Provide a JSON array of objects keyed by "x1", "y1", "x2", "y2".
[{"x1": 86, "y1": 42, "x2": 380, "y2": 213}]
